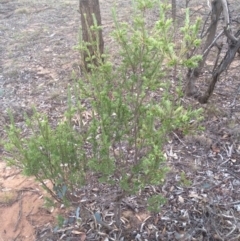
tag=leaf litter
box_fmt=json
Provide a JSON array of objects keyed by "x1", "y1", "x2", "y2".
[{"x1": 0, "y1": 0, "x2": 240, "y2": 240}]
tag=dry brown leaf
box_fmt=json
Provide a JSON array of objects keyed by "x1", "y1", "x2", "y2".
[
  {"x1": 188, "y1": 192, "x2": 202, "y2": 200},
  {"x1": 178, "y1": 195, "x2": 184, "y2": 203},
  {"x1": 211, "y1": 144, "x2": 220, "y2": 153},
  {"x1": 221, "y1": 133, "x2": 230, "y2": 140},
  {"x1": 71, "y1": 230, "x2": 84, "y2": 235}
]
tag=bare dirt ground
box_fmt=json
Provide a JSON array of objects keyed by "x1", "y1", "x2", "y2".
[
  {"x1": 0, "y1": 0, "x2": 240, "y2": 240},
  {"x1": 0, "y1": 0, "x2": 81, "y2": 240},
  {"x1": 0, "y1": 161, "x2": 58, "y2": 241}
]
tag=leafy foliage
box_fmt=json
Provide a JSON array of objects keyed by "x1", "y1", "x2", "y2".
[
  {"x1": 76, "y1": 0, "x2": 203, "y2": 200},
  {"x1": 5, "y1": 0, "x2": 203, "y2": 218},
  {"x1": 5, "y1": 111, "x2": 88, "y2": 203}
]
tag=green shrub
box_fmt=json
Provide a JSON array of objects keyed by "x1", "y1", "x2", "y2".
[
  {"x1": 5, "y1": 111, "x2": 88, "y2": 203},
  {"x1": 75, "y1": 0, "x2": 203, "y2": 208},
  {"x1": 5, "y1": 0, "x2": 203, "y2": 223}
]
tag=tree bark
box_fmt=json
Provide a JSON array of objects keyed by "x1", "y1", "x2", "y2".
[
  {"x1": 185, "y1": 0, "x2": 223, "y2": 97},
  {"x1": 198, "y1": 31, "x2": 240, "y2": 103},
  {"x1": 172, "y1": 0, "x2": 176, "y2": 23},
  {"x1": 79, "y1": 0, "x2": 104, "y2": 72}
]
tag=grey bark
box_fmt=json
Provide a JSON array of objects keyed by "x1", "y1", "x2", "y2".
[
  {"x1": 199, "y1": 35, "x2": 240, "y2": 103},
  {"x1": 185, "y1": 0, "x2": 223, "y2": 97},
  {"x1": 185, "y1": 0, "x2": 240, "y2": 103},
  {"x1": 79, "y1": 0, "x2": 104, "y2": 72}
]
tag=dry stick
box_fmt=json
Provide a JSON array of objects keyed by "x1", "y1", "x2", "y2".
[
  {"x1": 14, "y1": 198, "x2": 23, "y2": 232},
  {"x1": 203, "y1": 30, "x2": 224, "y2": 56},
  {"x1": 33, "y1": 7, "x2": 54, "y2": 14},
  {"x1": 220, "y1": 0, "x2": 239, "y2": 43},
  {"x1": 3, "y1": 12, "x2": 14, "y2": 19},
  {"x1": 172, "y1": 131, "x2": 187, "y2": 147},
  {"x1": 229, "y1": 234, "x2": 240, "y2": 241},
  {"x1": 114, "y1": 191, "x2": 125, "y2": 228},
  {"x1": 26, "y1": 206, "x2": 34, "y2": 218},
  {"x1": 36, "y1": 175, "x2": 61, "y2": 203},
  {"x1": 199, "y1": 37, "x2": 240, "y2": 103},
  {"x1": 212, "y1": 42, "x2": 223, "y2": 71},
  {"x1": 172, "y1": 0, "x2": 177, "y2": 82},
  {"x1": 85, "y1": 206, "x2": 114, "y2": 231},
  {"x1": 198, "y1": 1, "x2": 240, "y2": 103},
  {"x1": 13, "y1": 232, "x2": 21, "y2": 241},
  {"x1": 225, "y1": 225, "x2": 237, "y2": 237},
  {"x1": 185, "y1": 0, "x2": 222, "y2": 97},
  {"x1": 3, "y1": 171, "x2": 22, "y2": 179},
  {"x1": 201, "y1": 10, "x2": 212, "y2": 38},
  {"x1": 230, "y1": 84, "x2": 240, "y2": 107}
]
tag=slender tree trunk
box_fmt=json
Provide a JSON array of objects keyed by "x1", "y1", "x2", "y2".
[
  {"x1": 184, "y1": 0, "x2": 240, "y2": 103},
  {"x1": 79, "y1": 0, "x2": 104, "y2": 72},
  {"x1": 172, "y1": 0, "x2": 176, "y2": 24},
  {"x1": 172, "y1": 0, "x2": 177, "y2": 81},
  {"x1": 198, "y1": 32, "x2": 240, "y2": 103},
  {"x1": 185, "y1": 0, "x2": 223, "y2": 97}
]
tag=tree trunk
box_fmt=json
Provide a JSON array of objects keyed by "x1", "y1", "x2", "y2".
[
  {"x1": 172, "y1": 0, "x2": 176, "y2": 23},
  {"x1": 185, "y1": 0, "x2": 240, "y2": 104},
  {"x1": 185, "y1": 0, "x2": 223, "y2": 97},
  {"x1": 79, "y1": 0, "x2": 104, "y2": 72},
  {"x1": 198, "y1": 31, "x2": 240, "y2": 103}
]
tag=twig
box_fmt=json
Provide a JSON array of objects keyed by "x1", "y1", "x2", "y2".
[
  {"x1": 224, "y1": 144, "x2": 233, "y2": 158},
  {"x1": 201, "y1": 10, "x2": 211, "y2": 38},
  {"x1": 14, "y1": 198, "x2": 23, "y2": 232},
  {"x1": 122, "y1": 200, "x2": 136, "y2": 212},
  {"x1": 26, "y1": 206, "x2": 34, "y2": 217},
  {"x1": 13, "y1": 232, "x2": 21, "y2": 241},
  {"x1": 3, "y1": 11, "x2": 14, "y2": 19},
  {"x1": 33, "y1": 7, "x2": 54, "y2": 14},
  {"x1": 225, "y1": 224, "x2": 237, "y2": 238},
  {"x1": 172, "y1": 131, "x2": 187, "y2": 147},
  {"x1": 3, "y1": 171, "x2": 22, "y2": 179},
  {"x1": 220, "y1": 200, "x2": 240, "y2": 206},
  {"x1": 230, "y1": 84, "x2": 240, "y2": 107},
  {"x1": 85, "y1": 206, "x2": 114, "y2": 231},
  {"x1": 225, "y1": 169, "x2": 240, "y2": 180},
  {"x1": 229, "y1": 234, "x2": 240, "y2": 241},
  {"x1": 219, "y1": 158, "x2": 228, "y2": 166},
  {"x1": 203, "y1": 30, "x2": 224, "y2": 56}
]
